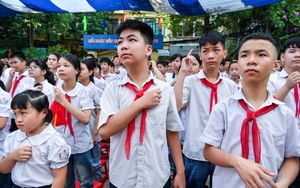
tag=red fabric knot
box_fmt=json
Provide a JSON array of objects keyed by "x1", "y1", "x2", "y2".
[
  {"x1": 239, "y1": 99, "x2": 278, "y2": 163},
  {"x1": 50, "y1": 93, "x2": 75, "y2": 144},
  {"x1": 11, "y1": 75, "x2": 25, "y2": 97},
  {"x1": 294, "y1": 84, "x2": 300, "y2": 118},
  {"x1": 124, "y1": 79, "x2": 153, "y2": 160},
  {"x1": 200, "y1": 78, "x2": 222, "y2": 112}
]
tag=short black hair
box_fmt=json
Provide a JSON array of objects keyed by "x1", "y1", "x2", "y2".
[
  {"x1": 9, "y1": 51, "x2": 26, "y2": 62},
  {"x1": 282, "y1": 36, "x2": 300, "y2": 53},
  {"x1": 199, "y1": 30, "x2": 226, "y2": 49},
  {"x1": 99, "y1": 57, "x2": 113, "y2": 67},
  {"x1": 11, "y1": 90, "x2": 53, "y2": 124},
  {"x1": 116, "y1": 20, "x2": 154, "y2": 45},
  {"x1": 170, "y1": 54, "x2": 183, "y2": 62},
  {"x1": 238, "y1": 32, "x2": 280, "y2": 59},
  {"x1": 157, "y1": 60, "x2": 168, "y2": 67}
]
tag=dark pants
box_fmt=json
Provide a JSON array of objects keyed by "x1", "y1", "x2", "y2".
[
  {"x1": 0, "y1": 173, "x2": 13, "y2": 188},
  {"x1": 184, "y1": 155, "x2": 215, "y2": 188}
]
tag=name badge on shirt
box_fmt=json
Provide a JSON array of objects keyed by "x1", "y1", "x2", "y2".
[
  {"x1": 0, "y1": 96, "x2": 9, "y2": 105},
  {"x1": 59, "y1": 149, "x2": 69, "y2": 161}
]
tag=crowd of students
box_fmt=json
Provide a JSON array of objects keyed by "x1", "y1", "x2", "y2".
[{"x1": 0, "y1": 19, "x2": 299, "y2": 188}]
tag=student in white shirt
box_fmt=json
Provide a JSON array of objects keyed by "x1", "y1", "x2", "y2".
[
  {"x1": 78, "y1": 58, "x2": 103, "y2": 181},
  {"x1": 201, "y1": 32, "x2": 300, "y2": 188},
  {"x1": 0, "y1": 88, "x2": 12, "y2": 187},
  {"x1": 100, "y1": 57, "x2": 116, "y2": 84},
  {"x1": 267, "y1": 36, "x2": 300, "y2": 188},
  {"x1": 50, "y1": 54, "x2": 95, "y2": 187},
  {"x1": 27, "y1": 59, "x2": 55, "y2": 104},
  {"x1": 228, "y1": 60, "x2": 242, "y2": 89},
  {"x1": 46, "y1": 52, "x2": 61, "y2": 84},
  {"x1": 174, "y1": 31, "x2": 237, "y2": 187},
  {"x1": 5, "y1": 52, "x2": 35, "y2": 132},
  {"x1": 98, "y1": 20, "x2": 185, "y2": 188},
  {"x1": 0, "y1": 90, "x2": 70, "y2": 188},
  {"x1": 113, "y1": 55, "x2": 127, "y2": 79}
]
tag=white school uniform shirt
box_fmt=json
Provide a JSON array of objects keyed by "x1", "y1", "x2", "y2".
[
  {"x1": 115, "y1": 66, "x2": 127, "y2": 79},
  {"x1": 4, "y1": 125, "x2": 71, "y2": 187},
  {"x1": 55, "y1": 82, "x2": 94, "y2": 154},
  {"x1": 268, "y1": 69, "x2": 300, "y2": 121},
  {"x1": 0, "y1": 89, "x2": 12, "y2": 157},
  {"x1": 94, "y1": 76, "x2": 107, "y2": 94},
  {"x1": 39, "y1": 80, "x2": 55, "y2": 104},
  {"x1": 86, "y1": 81, "x2": 102, "y2": 141},
  {"x1": 98, "y1": 72, "x2": 183, "y2": 188},
  {"x1": 182, "y1": 69, "x2": 238, "y2": 161},
  {"x1": 102, "y1": 72, "x2": 116, "y2": 85},
  {"x1": 10, "y1": 71, "x2": 35, "y2": 98},
  {"x1": 165, "y1": 72, "x2": 175, "y2": 85},
  {"x1": 200, "y1": 89, "x2": 300, "y2": 188},
  {"x1": 0, "y1": 67, "x2": 10, "y2": 85}
]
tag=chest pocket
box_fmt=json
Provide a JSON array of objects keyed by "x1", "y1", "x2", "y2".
[{"x1": 260, "y1": 125, "x2": 285, "y2": 159}]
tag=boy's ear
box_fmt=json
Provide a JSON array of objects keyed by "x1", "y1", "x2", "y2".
[
  {"x1": 223, "y1": 50, "x2": 228, "y2": 59},
  {"x1": 280, "y1": 53, "x2": 285, "y2": 66},
  {"x1": 146, "y1": 44, "x2": 152, "y2": 56},
  {"x1": 272, "y1": 60, "x2": 281, "y2": 72}
]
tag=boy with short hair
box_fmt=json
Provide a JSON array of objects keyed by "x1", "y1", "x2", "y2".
[
  {"x1": 268, "y1": 37, "x2": 300, "y2": 122},
  {"x1": 5, "y1": 51, "x2": 34, "y2": 132},
  {"x1": 99, "y1": 57, "x2": 116, "y2": 84},
  {"x1": 267, "y1": 36, "x2": 300, "y2": 187},
  {"x1": 113, "y1": 55, "x2": 127, "y2": 79},
  {"x1": 201, "y1": 32, "x2": 300, "y2": 187},
  {"x1": 98, "y1": 20, "x2": 185, "y2": 188},
  {"x1": 174, "y1": 30, "x2": 237, "y2": 187}
]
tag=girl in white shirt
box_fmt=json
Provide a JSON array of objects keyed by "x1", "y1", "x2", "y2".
[
  {"x1": 78, "y1": 58, "x2": 102, "y2": 181},
  {"x1": 27, "y1": 59, "x2": 55, "y2": 104},
  {"x1": 0, "y1": 90, "x2": 70, "y2": 188},
  {"x1": 51, "y1": 54, "x2": 94, "y2": 187}
]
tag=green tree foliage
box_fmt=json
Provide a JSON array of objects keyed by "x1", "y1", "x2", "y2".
[{"x1": 0, "y1": 12, "x2": 112, "y2": 50}]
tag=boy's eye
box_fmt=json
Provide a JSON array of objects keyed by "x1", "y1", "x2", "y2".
[
  {"x1": 240, "y1": 54, "x2": 247, "y2": 58},
  {"x1": 258, "y1": 53, "x2": 266, "y2": 57},
  {"x1": 117, "y1": 40, "x2": 122, "y2": 45}
]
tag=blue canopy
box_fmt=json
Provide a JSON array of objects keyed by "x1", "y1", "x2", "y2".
[{"x1": 0, "y1": 0, "x2": 283, "y2": 17}]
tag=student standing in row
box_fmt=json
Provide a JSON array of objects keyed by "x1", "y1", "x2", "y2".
[
  {"x1": 174, "y1": 30, "x2": 237, "y2": 187},
  {"x1": 5, "y1": 52, "x2": 34, "y2": 132},
  {"x1": 98, "y1": 20, "x2": 185, "y2": 188},
  {"x1": 201, "y1": 32, "x2": 300, "y2": 187},
  {"x1": 50, "y1": 54, "x2": 95, "y2": 187}
]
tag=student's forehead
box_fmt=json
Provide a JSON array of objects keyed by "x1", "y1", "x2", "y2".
[
  {"x1": 119, "y1": 29, "x2": 142, "y2": 38},
  {"x1": 240, "y1": 39, "x2": 275, "y2": 52},
  {"x1": 201, "y1": 42, "x2": 223, "y2": 48}
]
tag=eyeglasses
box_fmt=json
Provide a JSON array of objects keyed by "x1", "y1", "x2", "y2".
[{"x1": 27, "y1": 65, "x2": 40, "y2": 71}]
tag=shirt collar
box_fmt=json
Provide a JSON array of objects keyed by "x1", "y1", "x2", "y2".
[
  {"x1": 16, "y1": 124, "x2": 56, "y2": 146},
  {"x1": 279, "y1": 69, "x2": 289, "y2": 78},
  {"x1": 197, "y1": 69, "x2": 223, "y2": 83},
  {"x1": 119, "y1": 71, "x2": 157, "y2": 88},
  {"x1": 231, "y1": 89, "x2": 284, "y2": 110},
  {"x1": 59, "y1": 82, "x2": 84, "y2": 97}
]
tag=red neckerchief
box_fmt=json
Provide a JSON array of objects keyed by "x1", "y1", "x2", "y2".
[
  {"x1": 11, "y1": 75, "x2": 25, "y2": 97},
  {"x1": 124, "y1": 80, "x2": 153, "y2": 160},
  {"x1": 239, "y1": 99, "x2": 278, "y2": 163},
  {"x1": 294, "y1": 84, "x2": 300, "y2": 117},
  {"x1": 200, "y1": 78, "x2": 222, "y2": 112},
  {"x1": 50, "y1": 94, "x2": 75, "y2": 144}
]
